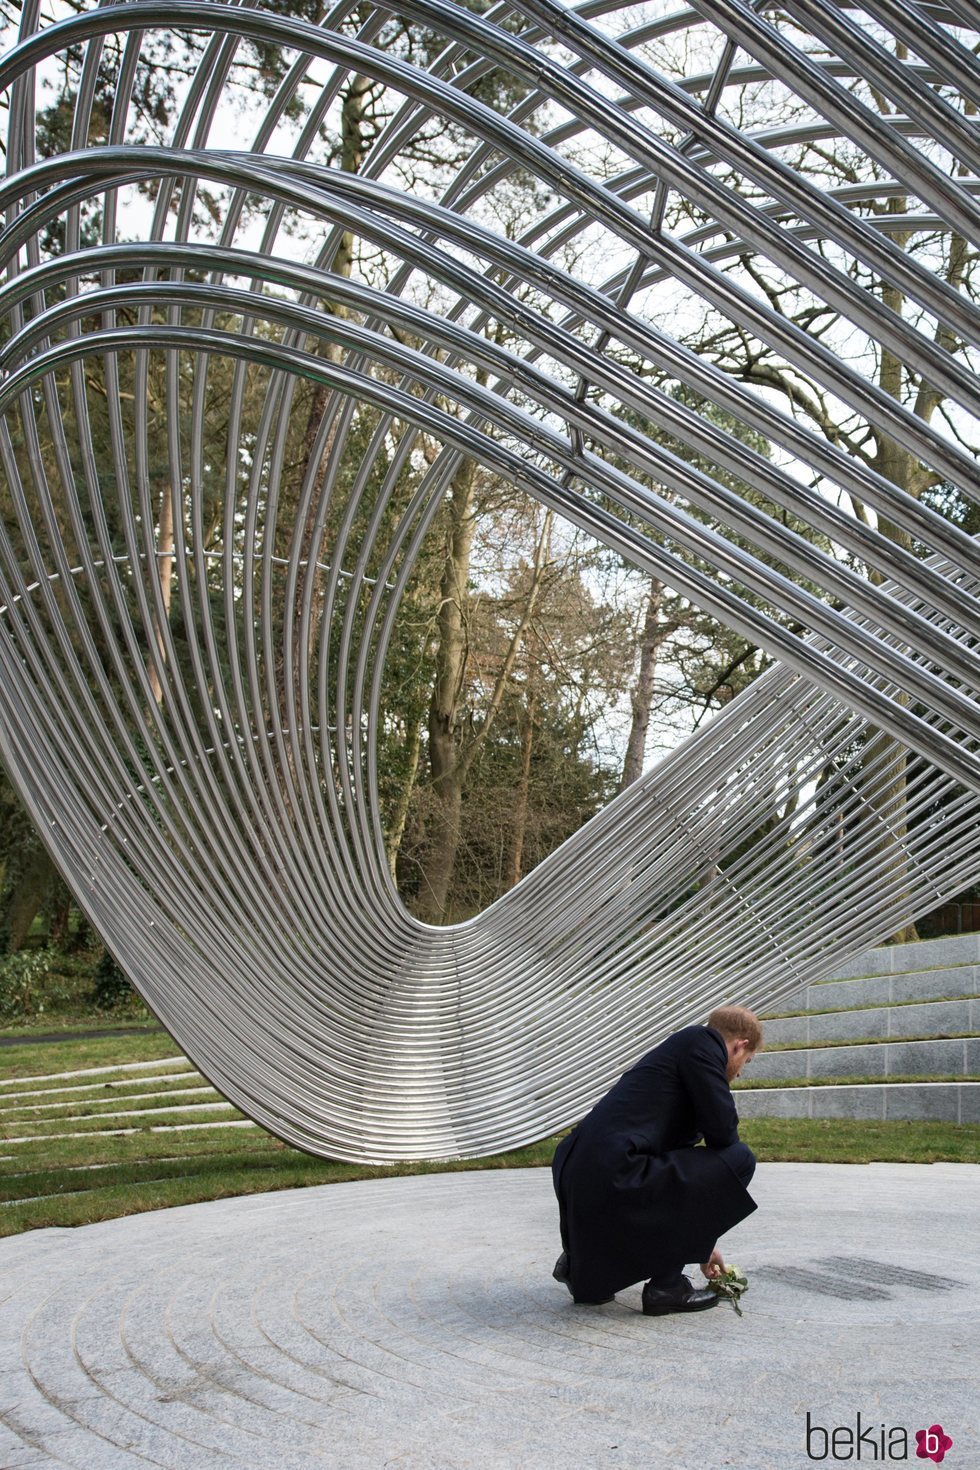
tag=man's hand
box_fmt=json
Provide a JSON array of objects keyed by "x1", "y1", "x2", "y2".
[{"x1": 701, "y1": 1247, "x2": 725, "y2": 1279}]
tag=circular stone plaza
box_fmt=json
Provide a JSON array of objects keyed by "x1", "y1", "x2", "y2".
[{"x1": 0, "y1": 1161, "x2": 976, "y2": 1469}]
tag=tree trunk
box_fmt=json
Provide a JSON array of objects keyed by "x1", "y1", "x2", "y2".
[
  {"x1": 291, "y1": 72, "x2": 369, "y2": 482},
  {"x1": 147, "y1": 482, "x2": 174, "y2": 707},
  {"x1": 504, "y1": 689, "x2": 535, "y2": 890},
  {"x1": 48, "y1": 883, "x2": 72, "y2": 949},
  {"x1": 866, "y1": 199, "x2": 918, "y2": 944},
  {"x1": 276, "y1": 72, "x2": 371, "y2": 795},
  {"x1": 386, "y1": 711, "x2": 422, "y2": 882},
  {"x1": 416, "y1": 497, "x2": 553, "y2": 923},
  {"x1": 619, "y1": 576, "x2": 666, "y2": 792},
  {"x1": 1, "y1": 844, "x2": 53, "y2": 953},
  {"x1": 415, "y1": 459, "x2": 478, "y2": 924}
]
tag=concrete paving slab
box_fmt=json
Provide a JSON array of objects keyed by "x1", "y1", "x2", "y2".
[{"x1": 0, "y1": 1165, "x2": 977, "y2": 1470}]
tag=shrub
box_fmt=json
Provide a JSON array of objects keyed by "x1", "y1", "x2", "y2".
[
  {"x1": 91, "y1": 949, "x2": 133, "y2": 1010},
  {"x1": 0, "y1": 949, "x2": 53, "y2": 1019}
]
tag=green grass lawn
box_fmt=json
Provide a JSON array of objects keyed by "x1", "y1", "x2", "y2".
[
  {"x1": 0, "y1": 1029, "x2": 177, "y2": 1077},
  {"x1": 3, "y1": 1029, "x2": 979, "y2": 1239}
]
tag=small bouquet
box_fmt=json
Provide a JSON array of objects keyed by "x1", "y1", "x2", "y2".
[{"x1": 706, "y1": 1263, "x2": 749, "y2": 1316}]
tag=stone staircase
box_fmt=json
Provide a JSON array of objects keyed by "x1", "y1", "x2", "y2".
[{"x1": 734, "y1": 932, "x2": 980, "y2": 1123}]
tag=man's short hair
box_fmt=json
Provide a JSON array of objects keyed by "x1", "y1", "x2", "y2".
[{"x1": 706, "y1": 1005, "x2": 764, "y2": 1051}]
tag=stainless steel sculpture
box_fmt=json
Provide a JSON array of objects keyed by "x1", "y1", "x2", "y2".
[{"x1": 1, "y1": 0, "x2": 979, "y2": 1160}]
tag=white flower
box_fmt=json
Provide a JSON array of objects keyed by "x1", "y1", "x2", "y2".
[{"x1": 708, "y1": 1265, "x2": 749, "y2": 1315}]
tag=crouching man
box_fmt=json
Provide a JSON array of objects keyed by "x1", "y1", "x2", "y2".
[{"x1": 552, "y1": 1006, "x2": 762, "y2": 1316}]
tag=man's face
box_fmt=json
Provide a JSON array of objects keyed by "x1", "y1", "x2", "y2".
[{"x1": 725, "y1": 1038, "x2": 756, "y2": 1081}]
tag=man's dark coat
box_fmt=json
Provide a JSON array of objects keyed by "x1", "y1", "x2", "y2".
[{"x1": 552, "y1": 1024, "x2": 757, "y2": 1301}]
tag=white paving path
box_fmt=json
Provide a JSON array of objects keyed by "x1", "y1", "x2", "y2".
[{"x1": 0, "y1": 1164, "x2": 976, "y2": 1469}]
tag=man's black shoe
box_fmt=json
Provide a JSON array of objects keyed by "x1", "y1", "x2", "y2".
[
  {"x1": 553, "y1": 1252, "x2": 613, "y2": 1305},
  {"x1": 641, "y1": 1274, "x2": 720, "y2": 1316}
]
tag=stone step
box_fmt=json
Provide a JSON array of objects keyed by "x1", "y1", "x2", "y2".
[
  {"x1": 759, "y1": 996, "x2": 979, "y2": 1047},
  {"x1": 743, "y1": 934, "x2": 980, "y2": 1123},
  {"x1": 764, "y1": 965, "x2": 980, "y2": 1015},
  {"x1": 825, "y1": 932, "x2": 980, "y2": 981},
  {"x1": 744, "y1": 1036, "x2": 980, "y2": 1082},
  {"x1": 736, "y1": 1080, "x2": 980, "y2": 1123}
]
